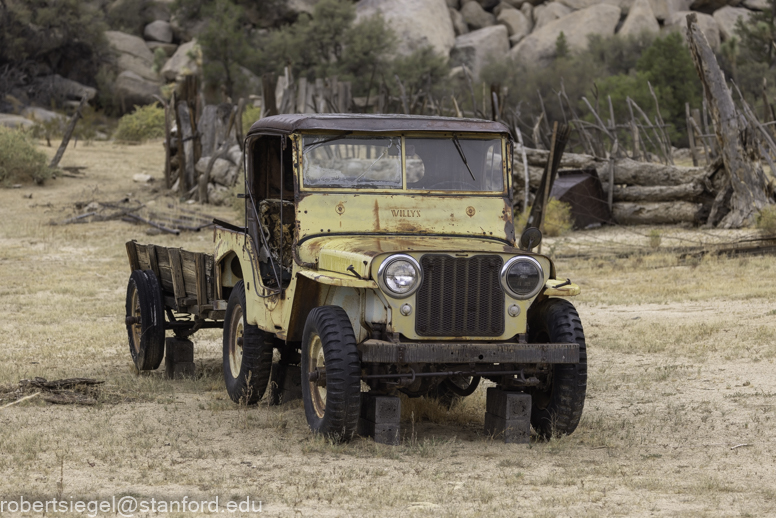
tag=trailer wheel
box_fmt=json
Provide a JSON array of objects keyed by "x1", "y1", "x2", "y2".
[
  {"x1": 301, "y1": 306, "x2": 361, "y2": 441},
  {"x1": 223, "y1": 280, "x2": 273, "y2": 404},
  {"x1": 126, "y1": 270, "x2": 165, "y2": 371},
  {"x1": 527, "y1": 298, "x2": 587, "y2": 438}
]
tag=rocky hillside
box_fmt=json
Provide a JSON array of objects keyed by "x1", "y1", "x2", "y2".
[
  {"x1": 408, "y1": 0, "x2": 757, "y2": 78},
  {"x1": 0, "y1": 0, "x2": 764, "y2": 123}
]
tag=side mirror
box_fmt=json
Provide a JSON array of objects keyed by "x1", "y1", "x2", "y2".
[{"x1": 519, "y1": 227, "x2": 542, "y2": 251}]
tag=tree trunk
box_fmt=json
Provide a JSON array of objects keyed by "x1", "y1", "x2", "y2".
[
  {"x1": 177, "y1": 102, "x2": 196, "y2": 193},
  {"x1": 49, "y1": 95, "x2": 87, "y2": 169},
  {"x1": 686, "y1": 13, "x2": 771, "y2": 228},
  {"x1": 613, "y1": 202, "x2": 704, "y2": 225}
]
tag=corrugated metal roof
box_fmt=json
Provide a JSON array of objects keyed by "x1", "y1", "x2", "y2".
[{"x1": 247, "y1": 113, "x2": 511, "y2": 136}]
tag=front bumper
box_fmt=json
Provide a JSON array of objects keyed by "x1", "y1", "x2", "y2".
[{"x1": 358, "y1": 340, "x2": 579, "y2": 364}]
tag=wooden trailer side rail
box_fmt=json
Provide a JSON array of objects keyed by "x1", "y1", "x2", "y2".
[{"x1": 126, "y1": 240, "x2": 223, "y2": 320}]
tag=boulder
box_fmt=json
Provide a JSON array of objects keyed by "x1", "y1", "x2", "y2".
[
  {"x1": 534, "y1": 2, "x2": 572, "y2": 30},
  {"x1": 115, "y1": 71, "x2": 162, "y2": 108},
  {"x1": 33, "y1": 75, "x2": 97, "y2": 104},
  {"x1": 356, "y1": 0, "x2": 456, "y2": 56},
  {"x1": 161, "y1": 40, "x2": 200, "y2": 82},
  {"x1": 227, "y1": 144, "x2": 243, "y2": 167},
  {"x1": 447, "y1": 0, "x2": 460, "y2": 7},
  {"x1": 287, "y1": 0, "x2": 318, "y2": 15},
  {"x1": 666, "y1": 11, "x2": 720, "y2": 50},
  {"x1": 207, "y1": 183, "x2": 231, "y2": 206},
  {"x1": 169, "y1": 14, "x2": 208, "y2": 41},
  {"x1": 742, "y1": 0, "x2": 768, "y2": 9},
  {"x1": 197, "y1": 157, "x2": 236, "y2": 187},
  {"x1": 133, "y1": 173, "x2": 153, "y2": 183},
  {"x1": 21, "y1": 107, "x2": 65, "y2": 124},
  {"x1": 147, "y1": 42, "x2": 178, "y2": 57},
  {"x1": 461, "y1": 1, "x2": 497, "y2": 29},
  {"x1": 559, "y1": 0, "x2": 635, "y2": 13},
  {"x1": 713, "y1": 6, "x2": 753, "y2": 41},
  {"x1": 143, "y1": 1, "x2": 172, "y2": 22},
  {"x1": 510, "y1": 4, "x2": 622, "y2": 66},
  {"x1": 144, "y1": 20, "x2": 173, "y2": 43},
  {"x1": 649, "y1": 0, "x2": 692, "y2": 21},
  {"x1": 0, "y1": 114, "x2": 34, "y2": 129},
  {"x1": 520, "y1": 2, "x2": 533, "y2": 23},
  {"x1": 498, "y1": 6, "x2": 532, "y2": 44},
  {"x1": 450, "y1": 8, "x2": 470, "y2": 35},
  {"x1": 618, "y1": 0, "x2": 660, "y2": 36},
  {"x1": 450, "y1": 25, "x2": 510, "y2": 79},
  {"x1": 105, "y1": 31, "x2": 160, "y2": 83}
]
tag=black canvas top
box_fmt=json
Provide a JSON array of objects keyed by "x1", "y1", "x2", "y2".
[{"x1": 247, "y1": 113, "x2": 511, "y2": 137}]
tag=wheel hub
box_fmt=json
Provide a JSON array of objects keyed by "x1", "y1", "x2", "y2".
[
  {"x1": 308, "y1": 333, "x2": 327, "y2": 419},
  {"x1": 229, "y1": 307, "x2": 244, "y2": 379},
  {"x1": 130, "y1": 287, "x2": 142, "y2": 353}
]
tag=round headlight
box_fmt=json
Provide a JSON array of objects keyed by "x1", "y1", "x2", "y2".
[
  {"x1": 501, "y1": 256, "x2": 544, "y2": 299},
  {"x1": 378, "y1": 254, "x2": 421, "y2": 298}
]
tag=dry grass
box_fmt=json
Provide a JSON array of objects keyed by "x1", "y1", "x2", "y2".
[{"x1": 1, "y1": 140, "x2": 775, "y2": 516}]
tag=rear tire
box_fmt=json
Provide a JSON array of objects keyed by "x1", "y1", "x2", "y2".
[
  {"x1": 126, "y1": 270, "x2": 165, "y2": 371},
  {"x1": 527, "y1": 298, "x2": 587, "y2": 438},
  {"x1": 301, "y1": 306, "x2": 361, "y2": 441},
  {"x1": 223, "y1": 280, "x2": 273, "y2": 404}
]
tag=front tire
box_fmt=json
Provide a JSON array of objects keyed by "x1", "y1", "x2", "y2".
[
  {"x1": 527, "y1": 298, "x2": 587, "y2": 438},
  {"x1": 300, "y1": 306, "x2": 361, "y2": 441},
  {"x1": 222, "y1": 280, "x2": 273, "y2": 404},
  {"x1": 126, "y1": 270, "x2": 165, "y2": 371}
]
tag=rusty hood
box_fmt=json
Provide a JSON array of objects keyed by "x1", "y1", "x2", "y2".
[{"x1": 297, "y1": 235, "x2": 540, "y2": 279}]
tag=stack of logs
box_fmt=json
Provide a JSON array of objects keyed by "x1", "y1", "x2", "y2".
[{"x1": 514, "y1": 148, "x2": 726, "y2": 226}]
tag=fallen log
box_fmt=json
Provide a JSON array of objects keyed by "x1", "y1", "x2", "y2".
[
  {"x1": 521, "y1": 148, "x2": 603, "y2": 170},
  {"x1": 612, "y1": 158, "x2": 706, "y2": 186},
  {"x1": 601, "y1": 182, "x2": 705, "y2": 202},
  {"x1": 516, "y1": 154, "x2": 707, "y2": 186},
  {"x1": 613, "y1": 201, "x2": 705, "y2": 225}
]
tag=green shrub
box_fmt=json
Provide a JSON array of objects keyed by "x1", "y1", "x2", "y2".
[
  {"x1": 113, "y1": 104, "x2": 166, "y2": 144},
  {"x1": 242, "y1": 104, "x2": 262, "y2": 136},
  {"x1": 513, "y1": 198, "x2": 573, "y2": 238},
  {"x1": 544, "y1": 198, "x2": 573, "y2": 237},
  {"x1": 0, "y1": 127, "x2": 51, "y2": 185},
  {"x1": 755, "y1": 205, "x2": 776, "y2": 234}
]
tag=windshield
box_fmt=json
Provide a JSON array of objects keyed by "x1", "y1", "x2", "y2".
[
  {"x1": 302, "y1": 136, "x2": 403, "y2": 189},
  {"x1": 301, "y1": 135, "x2": 505, "y2": 193},
  {"x1": 405, "y1": 137, "x2": 503, "y2": 192}
]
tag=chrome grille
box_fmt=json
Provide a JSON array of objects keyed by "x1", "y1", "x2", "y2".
[{"x1": 415, "y1": 254, "x2": 504, "y2": 337}]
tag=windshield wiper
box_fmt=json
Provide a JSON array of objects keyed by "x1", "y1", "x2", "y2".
[
  {"x1": 452, "y1": 135, "x2": 476, "y2": 181},
  {"x1": 304, "y1": 132, "x2": 353, "y2": 154}
]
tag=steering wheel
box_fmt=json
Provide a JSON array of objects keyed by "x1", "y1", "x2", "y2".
[{"x1": 424, "y1": 180, "x2": 473, "y2": 191}]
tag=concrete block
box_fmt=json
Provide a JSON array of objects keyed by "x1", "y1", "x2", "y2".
[
  {"x1": 164, "y1": 337, "x2": 195, "y2": 379},
  {"x1": 484, "y1": 413, "x2": 531, "y2": 444},
  {"x1": 485, "y1": 387, "x2": 531, "y2": 419},
  {"x1": 358, "y1": 418, "x2": 400, "y2": 446},
  {"x1": 360, "y1": 394, "x2": 401, "y2": 423}
]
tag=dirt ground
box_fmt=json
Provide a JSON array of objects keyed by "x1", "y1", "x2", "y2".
[{"x1": 1, "y1": 140, "x2": 775, "y2": 517}]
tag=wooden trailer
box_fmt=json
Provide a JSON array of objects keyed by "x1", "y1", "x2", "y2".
[{"x1": 124, "y1": 240, "x2": 224, "y2": 373}]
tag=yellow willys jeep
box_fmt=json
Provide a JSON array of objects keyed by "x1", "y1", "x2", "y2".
[{"x1": 124, "y1": 114, "x2": 586, "y2": 442}]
